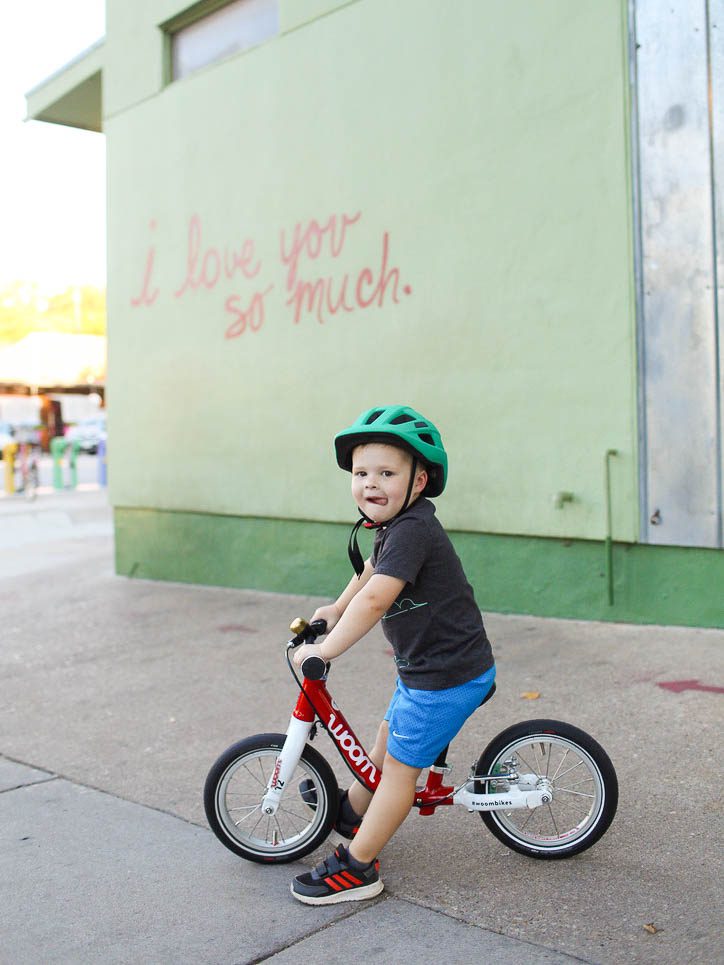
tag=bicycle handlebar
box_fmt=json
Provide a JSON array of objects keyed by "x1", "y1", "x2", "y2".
[
  {"x1": 300, "y1": 655, "x2": 328, "y2": 680},
  {"x1": 288, "y1": 617, "x2": 328, "y2": 645},
  {"x1": 288, "y1": 618, "x2": 330, "y2": 681}
]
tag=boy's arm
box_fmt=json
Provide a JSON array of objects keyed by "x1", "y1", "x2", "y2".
[
  {"x1": 310, "y1": 558, "x2": 375, "y2": 631},
  {"x1": 317, "y1": 573, "x2": 404, "y2": 660},
  {"x1": 294, "y1": 571, "x2": 403, "y2": 667}
]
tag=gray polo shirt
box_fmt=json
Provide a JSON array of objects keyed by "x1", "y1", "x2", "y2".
[{"x1": 370, "y1": 497, "x2": 494, "y2": 690}]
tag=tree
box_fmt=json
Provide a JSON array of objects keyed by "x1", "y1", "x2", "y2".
[{"x1": 0, "y1": 281, "x2": 106, "y2": 345}]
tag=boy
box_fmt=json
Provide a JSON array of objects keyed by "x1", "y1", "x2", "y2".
[{"x1": 290, "y1": 404, "x2": 495, "y2": 904}]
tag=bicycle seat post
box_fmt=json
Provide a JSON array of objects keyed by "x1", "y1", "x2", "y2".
[{"x1": 416, "y1": 744, "x2": 454, "y2": 814}]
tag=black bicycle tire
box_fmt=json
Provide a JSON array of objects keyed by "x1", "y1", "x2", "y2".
[
  {"x1": 204, "y1": 732, "x2": 338, "y2": 864},
  {"x1": 476, "y1": 719, "x2": 618, "y2": 860}
]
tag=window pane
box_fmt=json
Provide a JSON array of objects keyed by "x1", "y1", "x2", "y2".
[{"x1": 171, "y1": 0, "x2": 278, "y2": 80}]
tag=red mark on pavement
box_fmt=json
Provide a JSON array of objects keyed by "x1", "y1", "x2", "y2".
[
  {"x1": 217, "y1": 624, "x2": 258, "y2": 634},
  {"x1": 657, "y1": 679, "x2": 724, "y2": 695}
]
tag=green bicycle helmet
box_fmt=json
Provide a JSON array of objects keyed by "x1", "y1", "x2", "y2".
[{"x1": 334, "y1": 404, "x2": 448, "y2": 496}]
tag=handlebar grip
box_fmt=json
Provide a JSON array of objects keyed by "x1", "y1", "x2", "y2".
[
  {"x1": 301, "y1": 655, "x2": 328, "y2": 680},
  {"x1": 289, "y1": 618, "x2": 328, "y2": 645}
]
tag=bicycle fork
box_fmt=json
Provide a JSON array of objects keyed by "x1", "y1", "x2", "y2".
[
  {"x1": 260, "y1": 674, "x2": 381, "y2": 816},
  {"x1": 260, "y1": 715, "x2": 313, "y2": 817}
]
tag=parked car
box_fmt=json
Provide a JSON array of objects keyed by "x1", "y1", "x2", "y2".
[
  {"x1": 65, "y1": 415, "x2": 107, "y2": 454},
  {"x1": 11, "y1": 422, "x2": 41, "y2": 446},
  {"x1": 0, "y1": 421, "x2": 14, "y2": 457}
]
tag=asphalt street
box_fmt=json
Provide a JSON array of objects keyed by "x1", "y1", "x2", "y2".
[{"x1": 1, "y1": 486, "x2": 722, "y2": 963}]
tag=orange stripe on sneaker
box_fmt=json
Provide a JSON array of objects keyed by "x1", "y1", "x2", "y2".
[
  {"x1": 341, "y1": 871, "x2": 363, "y2": 885},
  {"x1": 332, "y1": 873, "x2": 354, "y2": 889},
  {"x1": 324, "y1": 876, "x2": 343, "y2": 892}
]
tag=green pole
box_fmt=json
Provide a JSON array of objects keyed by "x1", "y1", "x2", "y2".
[
  {"x1": 50, "y1": 436, "x2": 67, "y2": 490},
  {"x1": 69, "y1": 441, "x2": 81, "y2": 488},
  {"x1": 604, "y1": 449, "x2": 618, "y2": 605}
]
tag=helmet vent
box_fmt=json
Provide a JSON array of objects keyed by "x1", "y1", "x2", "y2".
[
  {"x1": 365, "y1": 410, "x2": 385, "y2": 425},
  {"x1": 335, "y1": 404, "x2": 448, "y2": 496}
]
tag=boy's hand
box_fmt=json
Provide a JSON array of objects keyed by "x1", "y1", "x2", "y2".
[
  {"x1": 310, "y1": 604, "x2": 341, "y2": 633},
  {"x1": 292, "y1": 642, "x2": 325, "y2": 668}
]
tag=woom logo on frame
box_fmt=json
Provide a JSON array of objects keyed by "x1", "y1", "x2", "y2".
[{"x1": 327, "y1": 712, "x2": 378, "y2": 780}]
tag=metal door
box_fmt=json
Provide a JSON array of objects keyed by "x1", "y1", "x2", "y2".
[{"x1": 630, "y1": 0, "x2": 723, "y2": 547}]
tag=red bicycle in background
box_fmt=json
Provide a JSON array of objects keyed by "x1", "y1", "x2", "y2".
[{"x1": 204, "y1": 618, "x2": 618, "y2": 863}]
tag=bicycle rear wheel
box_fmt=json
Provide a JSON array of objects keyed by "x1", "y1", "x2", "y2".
[
  {"x1": 475, "y1": 719, "x2": 618, "y2": 859},
  {"x1": 204, "y1": 732, "x2": 338, "y2": 864}
]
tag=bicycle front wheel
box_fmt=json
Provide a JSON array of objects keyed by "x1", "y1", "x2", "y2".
[
  {"x1": 475, "y1": 719, "x2": 618, "y2": 859},
  {"x1": 204, "y1": 732, "x2": 338, "y2": 864}
]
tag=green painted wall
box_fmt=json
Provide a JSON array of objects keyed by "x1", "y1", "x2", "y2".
[
  {"x1": 101, "y1": 0, "x2": 722, "y2": 625},
  {"x1": 115, "y1": 508, "x2": 724, "y2": 628},
  {"x1": 106, "y1": 0, "x2": 637, "y2": 542}
]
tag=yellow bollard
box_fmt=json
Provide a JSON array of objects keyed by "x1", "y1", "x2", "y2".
[{"x1": 3, "y1": 442, "x2": 18, "y2": 494}]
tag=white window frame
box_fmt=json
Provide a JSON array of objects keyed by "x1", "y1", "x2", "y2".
[{"x1": 162, "y1": 0, "x2": 279, "y2": 82}]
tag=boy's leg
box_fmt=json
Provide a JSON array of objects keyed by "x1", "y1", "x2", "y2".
[
  {"x1": 290, "y1": 750, "x2": 418, "y2": 904},
  {"x1": 303, "y1": 720, "x2": 386, "y2": 824},
  {"x1": 348, "y1": 751, "x2": 421, "y2": 865},
  {"x1": 347, "y1": 720, "x2": 389, "y2": 817}
]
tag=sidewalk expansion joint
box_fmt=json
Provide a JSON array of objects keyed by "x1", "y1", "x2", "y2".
[
  {"x1": 0, "y1": 775, "x2": 59, "y2": 795},
  {"x1": 244, "y1": 894, "x2": 390, "y2": 964},
  {"x1": 0, "y1": 751, "x2": 212, "y2": 828}
]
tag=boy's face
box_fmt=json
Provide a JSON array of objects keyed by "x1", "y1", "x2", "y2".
[{"x1": 351, "y1": 443, "x2": 428, "y2": 523}]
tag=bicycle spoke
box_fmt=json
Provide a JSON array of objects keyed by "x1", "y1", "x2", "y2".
[
  {"x1": 554, "y1": 787, "x2": 596, "y2": 799},
  {"x1": 255, "y1": 756, "x2": 269, "y2": 787},
  {"x1": 554, "y1": 758, "x2": 586, "y2": 781},
  {"x1": 489, "y1": 734, "x2": 603, "y2": 849},
  {"x1": 561, "y1": 776, "x2": 595, "y2": 790},
  {"x1": 551, "y1": 748, "x2": 570, "y2": 781},
  {"x1": 233, "y1": 760, "x2": 268, "y2": 790},
  {"x1": 532, "y1": 743, "x2": 545, "y2": 774},
  {"x1": 516, "y1": 808, "x2": 536, "y2": 831},
  {"x1": 544, "y1": 802, "x2": 560, "y2": 837},
  {"x1": 212, "y1": 744, "x2": 334, "y2": 858},
  {"x1": 248, "y1": 811, "x2": 266, "y2": 837},
  {"x1": 514, "y1": 749, "x2": 536, "y2": 774},
  {"x1": 276, "y1": 803, "x2": 311, "y2": 824},
  {"x1": 272, "y1": 813, "x2": 286, "y2": 842}
]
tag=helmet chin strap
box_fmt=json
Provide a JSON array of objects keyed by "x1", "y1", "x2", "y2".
[{"x1": 347, "y1": 458, "x2": 418, "y2": 577}]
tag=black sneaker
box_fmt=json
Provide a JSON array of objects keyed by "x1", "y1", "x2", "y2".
[
  {"x1": 291, "y1": 844, "x2": 383, "y2": 905},
  {"x1": 298, "y1": 780, "x2": 361, "y2": 840}
]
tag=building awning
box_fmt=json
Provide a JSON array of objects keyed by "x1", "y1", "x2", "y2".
[{"x1": 25, "y1": 39, "x2": 104, "y2": 133}]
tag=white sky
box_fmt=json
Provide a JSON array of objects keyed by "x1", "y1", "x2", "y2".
[{"x1": 0, "y1": 1, "x2": 106, "y2": 290}]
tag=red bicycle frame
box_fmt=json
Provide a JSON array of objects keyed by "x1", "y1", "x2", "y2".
[{"x1": 294, "y1": 675, "x2": 456, "y2": 813}]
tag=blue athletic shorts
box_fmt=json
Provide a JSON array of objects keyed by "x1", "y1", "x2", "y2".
[{"x1": 384, "y1": 665, "x2": 496, "y2": 768}]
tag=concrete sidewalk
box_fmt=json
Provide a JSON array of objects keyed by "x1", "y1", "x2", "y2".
[{"x1": 1, "y1": 489, "x2": 722, "y2": 963}]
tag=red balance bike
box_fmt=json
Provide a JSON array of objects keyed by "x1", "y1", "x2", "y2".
[{"x1": 204, "y1": 619, "x2": 618, "y2": 863}]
